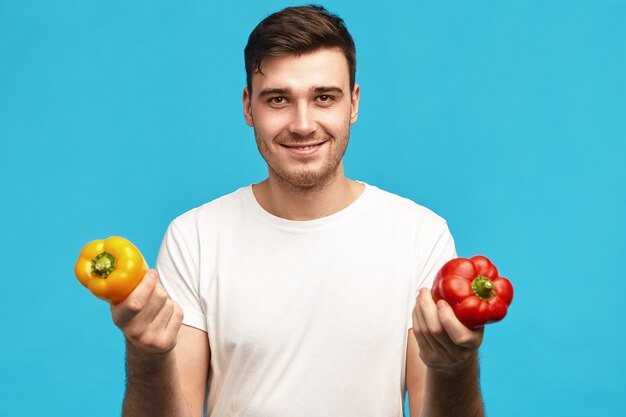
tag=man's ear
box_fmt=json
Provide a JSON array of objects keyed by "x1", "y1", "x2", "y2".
[
  {"x1": 350, "y1": 83, "x2": 360, "y2": 124},
  {"x1": 243, "y1": 87, "x2": 254, "y2": 127}
]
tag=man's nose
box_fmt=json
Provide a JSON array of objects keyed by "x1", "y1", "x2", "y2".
[{"x1": 288, "y1": 103, "x2": 317, "y2": 136}]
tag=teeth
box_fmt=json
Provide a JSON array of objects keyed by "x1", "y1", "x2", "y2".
[
  {"x1": 291, "y1": 145, "x2": 316, "y2": 150},
  {"x1": 284, "y1": 143, "x2": 323, "y2": 151}
]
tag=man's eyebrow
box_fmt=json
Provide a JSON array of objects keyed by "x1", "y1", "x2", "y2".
[
  {"x1": 312, "y1": 86, "x2": 344, "y2": 95},
  {"x1": 258, "y1": 88, "x2": 290, "y2": 98},
  {"x1": 257, "y1": 86, "x2": 345, "y2": 98}
]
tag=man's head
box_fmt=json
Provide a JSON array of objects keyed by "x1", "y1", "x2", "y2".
[
  {"x1": 244, "y1": 5, "x2": 356, "y2": 94},
  {"x1": 242, "y1": 5, "x2": 360, "y2": 192}
]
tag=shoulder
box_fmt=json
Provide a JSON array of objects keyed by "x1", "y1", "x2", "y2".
[
  {"x1": 364, "y1": 183, "x2": 448, "y2": 228},
  {"x1": 169, "y1": 186, "x2": 250, "y2": 231}
]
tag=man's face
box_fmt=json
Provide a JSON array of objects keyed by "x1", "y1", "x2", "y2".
[{"x1": 243, "y1": 47, "x2": 360, "y2": 190}]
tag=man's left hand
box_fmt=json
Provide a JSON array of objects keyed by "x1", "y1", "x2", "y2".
[{"x1": 412, "y1": 288, "x2": 484, "y2": 373}]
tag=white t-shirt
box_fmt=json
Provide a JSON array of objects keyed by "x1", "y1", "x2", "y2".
[{"x1": 156, "y1": 182, "x2": 456, "y2": 417}]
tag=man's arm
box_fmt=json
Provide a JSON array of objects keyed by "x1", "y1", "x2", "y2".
[
  {"x1": 111, "y1": 270, "x2": 210, "y2": 417},
  {"x1": 407, "y1": 288, "x2": 485, "y2": 417}
]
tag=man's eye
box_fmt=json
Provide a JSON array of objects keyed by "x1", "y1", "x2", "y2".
[
  {"x1": 270, "y1": 97, "x2": 286, "y2": 104},
  {"x1": 317, "y1": 95, "x2": 336, "y2": 105}
]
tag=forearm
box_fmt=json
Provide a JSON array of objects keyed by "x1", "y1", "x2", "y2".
[
  {"x1": 418, "y1": 352, "x2": 485, "y2": 417},
  {"x1": 122, "y1": 343, "x2": 192, "y2": 417}
]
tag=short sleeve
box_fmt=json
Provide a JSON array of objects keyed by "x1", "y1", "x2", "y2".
[
  {"x1": 156, "y1": 222, "x2": 207, "y2": 332},
  {"x1": 417, "y1": 221, "x2": 457, "y2": 290},
  {"x1": 408, "y1": 220, "x2": 457, "y2": 329}
]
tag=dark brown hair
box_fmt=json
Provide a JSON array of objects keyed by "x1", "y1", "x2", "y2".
[{"x1": 244, "y1": 5, "x2": 356, "y2": 92}]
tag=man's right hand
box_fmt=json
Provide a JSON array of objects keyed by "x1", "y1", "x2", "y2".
[{"x1": 110, "y1": 270, "x2": 184, "y2": 355}]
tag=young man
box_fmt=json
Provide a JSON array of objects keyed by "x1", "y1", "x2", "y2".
[{"x1": 111, "y1": 5, "x2": 485, "y2": 417}]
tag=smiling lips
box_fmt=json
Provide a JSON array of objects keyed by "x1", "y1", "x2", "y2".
[{"x1": 281, "y1": 141, "x2": 327, "y2": 156}]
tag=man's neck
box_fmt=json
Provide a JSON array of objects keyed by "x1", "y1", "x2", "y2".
[{"x1": 251, "y1": 169, "x2": 365, "y2": 221}]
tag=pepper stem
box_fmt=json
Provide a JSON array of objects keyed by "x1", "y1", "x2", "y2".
[
  {"x1": 92, "y1": 252, "x2": 116, "y2": 278},
  {"x1": 472, "y1": 275, "x2": 495, "y2": 301}
]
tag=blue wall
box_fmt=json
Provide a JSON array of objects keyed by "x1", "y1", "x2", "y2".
[{"x1": 1, "y1": 1, "x2": 624, "y2": 415}]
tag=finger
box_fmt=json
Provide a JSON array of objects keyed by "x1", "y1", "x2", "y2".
[
  {"x1": 414, "y1": 289, "x2": 441, "y2": 354},
  {"x1": 421, "y1": 290, "x2": 482, "y2": 353},
  {"x1": 419, "y1": 289, "x2": 445, "y2": 336},
  {"x1": 111, "y1": 270, "x2": 158, "y2": 326},
  {"x1": 126, "y1": 298, "x2": 175, "y2": 352},
  {"x1": 420, "y1": 289, "x2": 458, "y2": 357},
  {"x1": 150, "y1": 298, "x2": 176, "y2": 333},
  {"x1": 437, "y1": 300, "x2": 484, "y2": 349},
  {"x1": 143, "y1": 300, "x2": 183, "y2": 353},
  {"x1": 163, "y1": 303, "x2": 184, "y2": 341},
  {"x1": 130, "y1": 283, "x2": 169, "y2": 327},
  {"x1": 411, "y1": 299, "x2": 431, "y2": 353},
  {"x1": 411, "y1": 309, "x2": 433, "y2": 356},
  {"x1": 122, "y1": 284, "x2": 170, "y2": 344}
]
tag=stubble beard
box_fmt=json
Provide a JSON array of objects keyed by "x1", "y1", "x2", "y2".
[{"x1": 254, "y1": 129, "x2": 350, "y2": 194}]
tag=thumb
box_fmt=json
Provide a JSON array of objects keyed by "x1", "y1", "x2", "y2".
[{"x1": 110, "y1": 270, "x2": 158, "y2": 326}]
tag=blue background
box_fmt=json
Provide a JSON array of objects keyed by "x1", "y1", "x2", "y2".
[{"x1": 1, "y1": 1, "x2": 624, "y2": 415}]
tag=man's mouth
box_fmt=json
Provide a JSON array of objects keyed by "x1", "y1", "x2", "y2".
[{"x1": 281, "y1": 141, "x2": 327, "y2": 155}]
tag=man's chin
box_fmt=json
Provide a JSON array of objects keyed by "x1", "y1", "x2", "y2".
[{"x1": 275, "y1": 168, "x2": 338, "y2": 192}]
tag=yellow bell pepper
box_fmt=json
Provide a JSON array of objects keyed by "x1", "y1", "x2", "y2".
[{"x1": 74, "y1": 236, "x2": 148, "y2": 304}]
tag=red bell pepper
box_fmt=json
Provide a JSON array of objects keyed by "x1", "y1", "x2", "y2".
[{"x1": 431, "y1": 255, "x2": 514, "y2": 329}]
